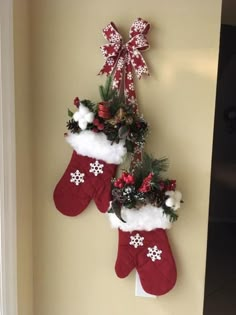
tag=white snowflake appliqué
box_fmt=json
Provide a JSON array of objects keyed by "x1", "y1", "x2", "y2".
[
  {"x1": 107, "y1": 58, "x2": 115, "y2": 66},
  {"x1": 117, "y1": 57, "x2": 125, "y2": 70},
  {"x1": 128, "y1": 95, "x2": 137, "y2": 104},
  {"x1": 89, "y1": 160, "x2": 104, "y2": 176},
  {"x1": 127, "y1": 71, "x2": 133, "y2": 80},
  {"x1": 110, "y1": 33, "x2": 121, "y2": 43},
  {"x1": 101, "y1": 46, "x2": 108, "y2": 57},
  {"x1": 129, "y1": 82, "x2": 135, "y2": 91},
  {"x1": 136, "y1": 65, "x2": 148, "y2": 79},
  {"x1": 133, "y1": 20, "x2": 146, "y2": 33},
  {"x1": 114, "y1": 43, "x2": 121, "y2": 52},
  {"x1": 133, "y1": 49, "x2": 140, "y2": 58},
  {"x1": 112, "y1": 79, "x2": 119, "y2": 89},
  {"x1": 135, "y1": 36, "x2": 147, "y2": 48},
  {"x1": 129, "y1": 233, "x2": 144, "y2": 248},
  {"x1": 147, "y1": 245, "x2": 162, "y2": 262},
  {"x1": 70, "y1": 170, "x2": 85, "y2": 186}
]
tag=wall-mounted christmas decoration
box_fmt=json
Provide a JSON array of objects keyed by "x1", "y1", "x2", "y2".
[
  {"x1": 53, "y1": 77, "x2": 148, "y2": 216},
  {"x1": 108, "y1": 153, "x2": 182, "y2": 296},
  {"x1": 53, "y1": 17, "x2": 183, "y2": 296}
]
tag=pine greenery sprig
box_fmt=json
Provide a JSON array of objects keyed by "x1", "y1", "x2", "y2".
[
  {"x1": 162, "y1": 204, "x2": 179, "y2": 222},
  {"x1": 133, "y1": 153, "x2": 169, "y2": 188},
  {"x1": 99, "y1": 76, "x2": 116, "y2": 101}
]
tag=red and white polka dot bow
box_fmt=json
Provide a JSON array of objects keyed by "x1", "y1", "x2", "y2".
[{"x1": 99, "y1": 18, "x2": 150, "y2": 106}]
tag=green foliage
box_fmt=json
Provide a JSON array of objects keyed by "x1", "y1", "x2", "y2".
[
  {"x1": 133, "y1": 153, "x2": 169, "y2": 188},
  {"x1": 81, "y1": 99, "x2": 97, "y2": 112},
  {"x1": 99, "y1": 76, "x2": 116, "y2": 101},
  {"x1": 68, "y1": 108, "x2": 74, "y2": 118},
  {"x1": 162, "y1": 204, "x2": 179, "y2": 222}
]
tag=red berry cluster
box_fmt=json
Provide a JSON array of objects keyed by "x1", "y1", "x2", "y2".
[
  {"x1": 73, "y1": 97, "x2": 80, "y2": 107},
  {"x1": 138, "y1": 172, "x2": 154, "y2": 193},
  {"x1": 92, "y1": 118, "x2": 104, "y2": 132},
  {"x1": 114, "y1": 172, "x2": 135, "y2": 188},
  {"x1": 158, "y1": 180, "x2": 176, "y2": 191}
]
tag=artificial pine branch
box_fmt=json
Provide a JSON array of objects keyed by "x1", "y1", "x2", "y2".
[
  {"x1": 162, "y1": 205, "x2": 178, "y2": 222},
  {"x1": 151, "y1": 156, "x2": 169, "y2": 173},
  {"x1": 104, "y1": 75, "x2": 113, "y2": 99},
  {"x1": 132, "y1": 153, "x2": 169, "y2": 188},
  {"x1": 99, "y1": 85, "x2": 106, "y2": 101},
  {"x1": 143, "y1": 153, "x2": 169, "y2": 175},
  {"x1": 99, "y1": 76, "x2": 115, "y2": 101}
]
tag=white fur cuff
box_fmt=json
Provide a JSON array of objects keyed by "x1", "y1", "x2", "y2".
[
  {"x1": 66, "y1": 131, "x2": 127, "y2": 164},
  {"x1": 108, "y1": 204, "x2": 172, "y2": 232}
]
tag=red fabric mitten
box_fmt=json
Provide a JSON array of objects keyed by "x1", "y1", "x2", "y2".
[
  {"x1": 53, "y1": 130, "x2": 127, "y2": 216},
  {"x1": 108, "y1": 204, "x2": 177, "y2": 296}
]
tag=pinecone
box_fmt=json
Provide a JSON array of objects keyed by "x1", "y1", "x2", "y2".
[
  {"x1": 66, "y1": 119, "x2": 80, "y2": 133},
  {"x1": 103, "y1": 123, "x2": 119, "y2": 143}
]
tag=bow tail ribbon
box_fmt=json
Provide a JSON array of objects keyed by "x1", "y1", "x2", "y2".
[
  {"x1": 111, "y1": 49, "x2": 126, "y2": 93},
  {"x1": 111, "y1": 51, "x2": 139, "y2": 108},
  {"x1": 124, "y1": 57, "x2": 137, "y2": 107}
]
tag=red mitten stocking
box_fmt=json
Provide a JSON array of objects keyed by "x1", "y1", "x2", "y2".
[
  {"x1": 53, "y1": 130, "x2": 127, "y2": 216},
  {"x1": 109, "y1": 204, "x2": 177, "y2": 296}
]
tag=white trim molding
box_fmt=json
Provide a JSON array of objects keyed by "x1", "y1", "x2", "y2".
[{"x1": 0, "y1": 0, "x2": 18, "y2": 314}]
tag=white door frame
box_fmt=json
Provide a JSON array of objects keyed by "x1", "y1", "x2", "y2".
[{"x1": 0, "y1": 0, "x2": 18, "y2": 314}]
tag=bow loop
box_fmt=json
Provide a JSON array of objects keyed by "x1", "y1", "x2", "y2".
[
  {"x1": 102, "y1": 22, "x2": 122, "y2": 43},
  {"x1": 129, "y1": 18, "x2": 150, "y2": 38},
  {"x1": 126, "y1": 34, "x2": 149, "y2": 51},
  {"x1": 100, "y1": 43, "x2": 121, "y2": 59}
]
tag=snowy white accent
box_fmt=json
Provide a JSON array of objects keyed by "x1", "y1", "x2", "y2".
[
  {"x1": 165, "y1": 190, "x2": 182, "y2": 211},
  {"x1": 107, "y1": 58, "x2": 114, "y2": 66},
  {"x1": 117, "y1": 57, "x2": 124, "y2": 70},
  {"x1": 129, "y1": 233, "x2": 144, "y2": 248},
  {"x1": 89, "y1": 160, "x2": 104, "y2": 176},
  {"x1": 129, "y1": 82, "x2": 135, "y2": 91},
  {"x1": 114, "y1": 43, "x2": 120, "y2": 52},
  {"x1": 135, "y1": 37, "x2": 147, "y2": 48},
  {"x1": 128, "y1": 96, "x2": 136, "y2": 104},
  {"x1": 70, "y1": 170, "x2": 85, "y2": 186},
  {"x1": 66, "y1": 131, "x2": 127, "y2": 165},
  {"x1": 147, "y1": 246, "x2": 162, "y2": 262},
  {"x1": 108, "y1": 204, "x2": 172, "y2": 232},
  {"x1": 110, "y1": 33, "x2": 121, "y2": 43},
  {"x1": 127, "y1": 72, "x2": 133, "y2": 80},
  {"x1": 112, "y1": 79, "x2": 119, "y2": 89},
  {"x1": 133, "y1": 20, "x2": 146, "y2": 33},
  {"x1": 73, "y1": 103, "x2": 95, "y2": 130}
]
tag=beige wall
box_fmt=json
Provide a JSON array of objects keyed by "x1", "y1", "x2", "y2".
[
  {"x1": 15, "y1": 0, "x2": 221, "y2": 314},
  {"x1": 14, "y1": 0, "x2": 33, "y2": 315}
]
